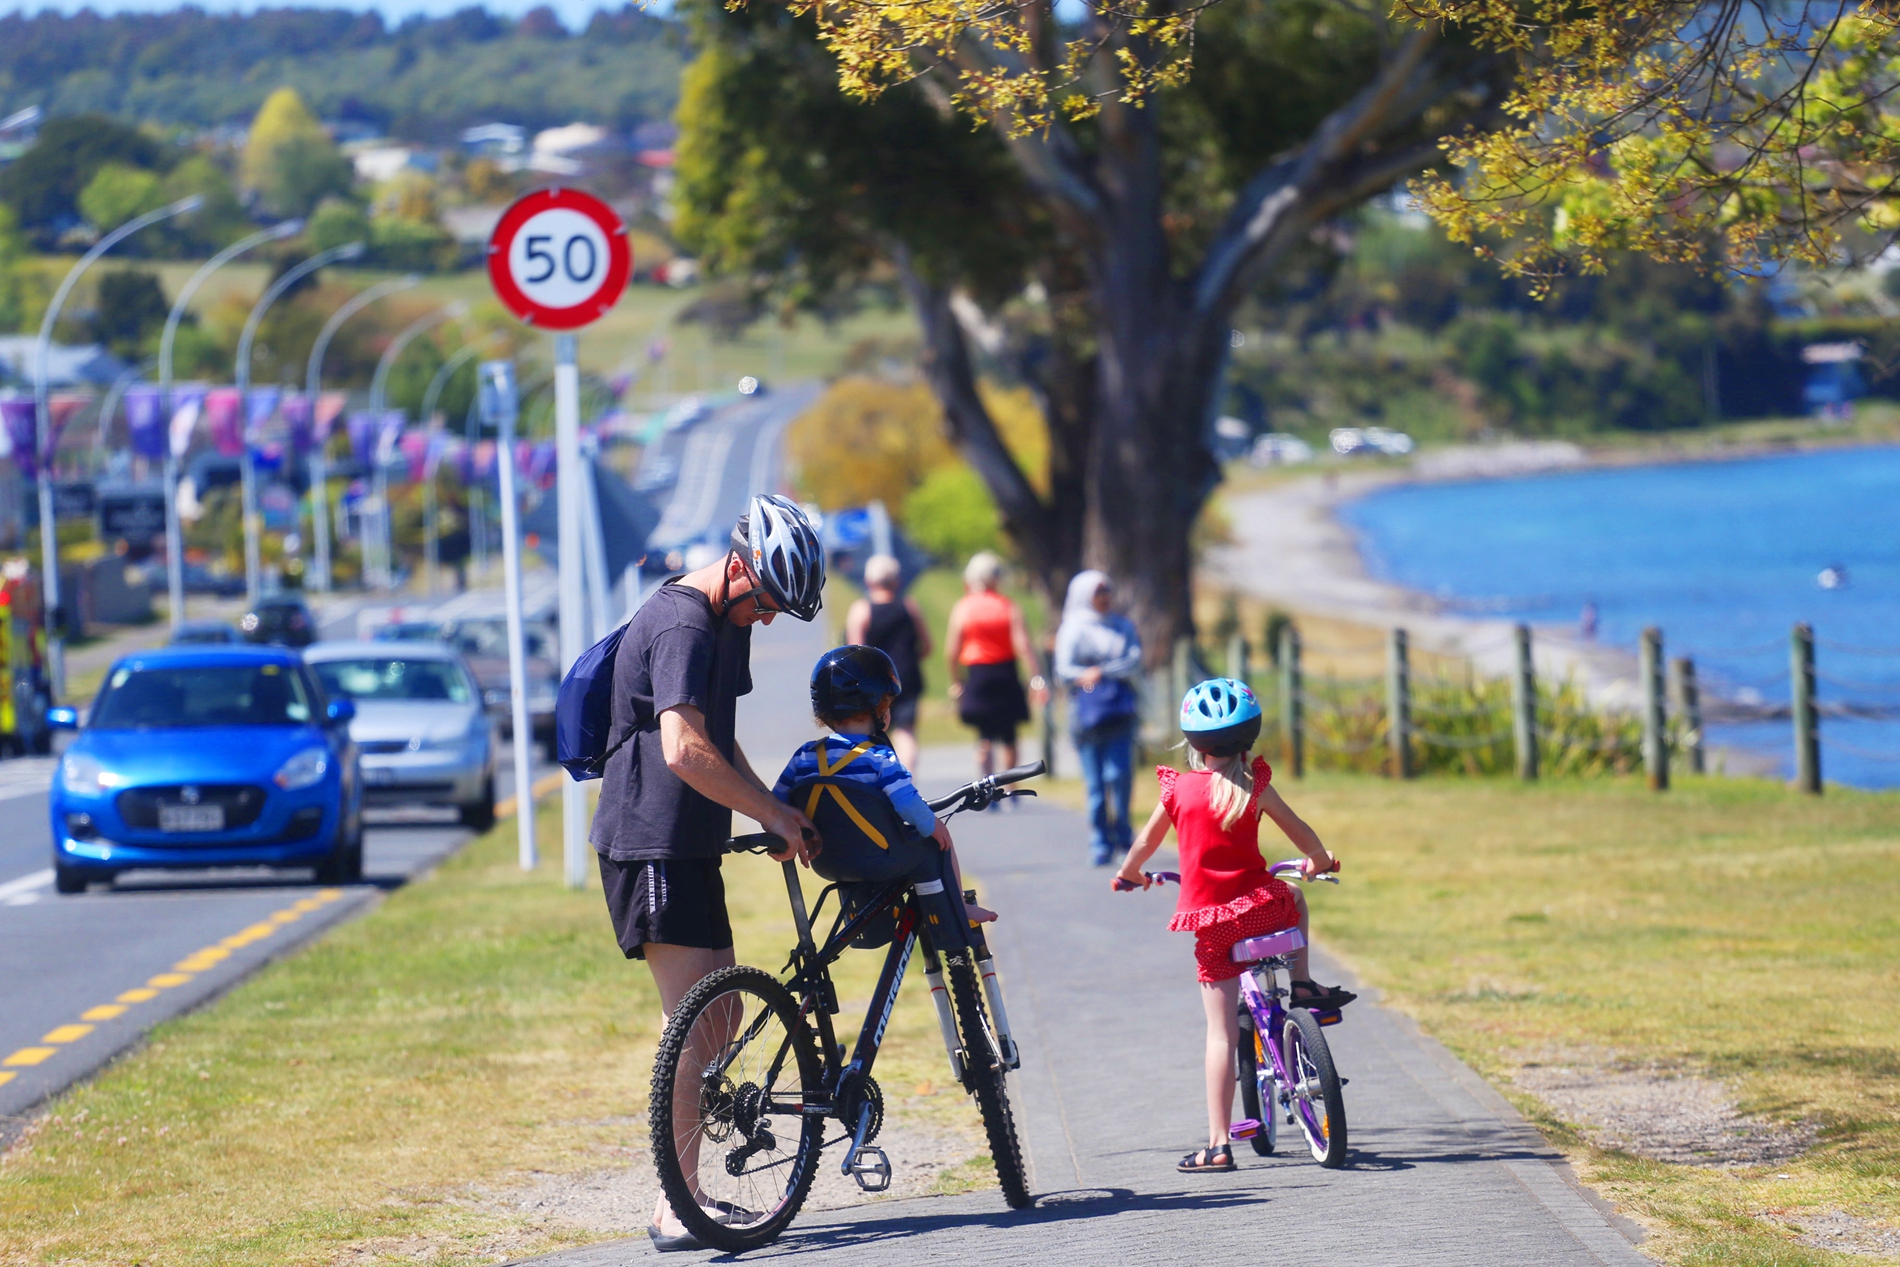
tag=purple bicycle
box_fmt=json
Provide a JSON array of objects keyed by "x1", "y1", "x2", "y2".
[{"x1": 1117, "y1": 860, "x2": 1348, "y2": 1167}]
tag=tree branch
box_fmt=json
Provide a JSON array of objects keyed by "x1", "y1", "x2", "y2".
[{"x1": 890, "y1": 243, "x2": 1058, "y2": 560}]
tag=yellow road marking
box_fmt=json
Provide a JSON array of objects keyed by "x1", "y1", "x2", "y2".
[
  {"x1": 268, "y1": 910, "x2": 300, "y2": 925},
  {"x1": 173, "y1": 948, "x2": 230, "y2": 971},
  {"x1": 0, "y1": 1071, "x2": 13, "y2": 1086},
  {"x1": 495, "y1": 770, "x2": 564, "y2": 821},
  {"x1": 81, "y1": 1005, "x2": 127, "y2": 1021},
  {"x1": 147, "y1": 973, "x2": 191, "y2": 988},
  {"x1": 4, "y1": 1047, "x2": 56, "y2": 1066},
  {"x1": 42, "y1": 1024, "x2": 93, "y2": 1044},
  {"x1": 116, "y1": 988, "x2": 158, "y2": 1003}
]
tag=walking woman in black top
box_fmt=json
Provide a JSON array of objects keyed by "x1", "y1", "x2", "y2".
[{"x1": 845, "y1": 553, "x2": 932, "y2": 772}]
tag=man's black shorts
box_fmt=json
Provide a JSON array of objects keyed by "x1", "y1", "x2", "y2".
[{"x1": 598, "y1": 855, "x2": 734, "y2": 960}]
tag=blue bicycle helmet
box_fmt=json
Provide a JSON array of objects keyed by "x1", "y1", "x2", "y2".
[
  {"x1": 1180, "y1": 677, "x2": 1262, "y2": 756},
  {"x1": 811, "y1": 645, "x2": 902, "y2": 722}
]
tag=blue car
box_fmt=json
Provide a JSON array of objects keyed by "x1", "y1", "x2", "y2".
[{"x1": 48, "y1": 646, "x2": 362, "y2": 894}]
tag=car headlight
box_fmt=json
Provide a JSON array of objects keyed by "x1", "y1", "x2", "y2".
[
  {"x1": 274, "y1": 748, "x2": 330, "y2": 790},
  {"x1": 60, "y1": 752, "x2": 121, "y2": 796}
]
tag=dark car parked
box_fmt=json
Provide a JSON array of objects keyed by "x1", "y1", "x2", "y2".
[{"x1": 241, "y1": 596, "x2": 317, "y2": 648}]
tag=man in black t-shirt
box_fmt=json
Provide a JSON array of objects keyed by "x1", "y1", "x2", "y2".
[{"x1": 589, "y1": 494, "x2": 826, "y2": 1249}]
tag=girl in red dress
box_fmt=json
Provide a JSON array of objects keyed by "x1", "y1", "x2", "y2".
[{"x1": 1114, "y1": 678, "x2": 1352, "y2": 1174}]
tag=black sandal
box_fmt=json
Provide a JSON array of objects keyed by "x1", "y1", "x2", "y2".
[
  {"x1": 1290, "y1": 979, "x2": 1358, "y2": 1009},
  {"x1": 1178, "y1": 1144, "x2": 1236, "y2": 1173}
]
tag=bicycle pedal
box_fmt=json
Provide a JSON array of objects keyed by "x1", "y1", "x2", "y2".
[{"x1": 846, "y1": 1144, "x2": 892, "y2": 1192}]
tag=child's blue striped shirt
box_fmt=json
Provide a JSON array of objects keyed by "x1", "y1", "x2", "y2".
[{"x1": 772, "y1": 731, "x2": 937, "y2": 838}]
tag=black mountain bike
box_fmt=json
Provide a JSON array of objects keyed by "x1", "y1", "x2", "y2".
[{"x1": 648, "y1": 761, "x2": 1044, "y2": 1251}]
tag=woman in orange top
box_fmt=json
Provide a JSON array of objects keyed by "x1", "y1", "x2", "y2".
[{"x1": 945, "y1": 552, "x2": 1037, "y2": 778}]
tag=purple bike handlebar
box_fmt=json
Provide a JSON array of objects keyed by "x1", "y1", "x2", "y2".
[{"x1": 1112, "y1": 870, "x2": 1180, "y2": 891}]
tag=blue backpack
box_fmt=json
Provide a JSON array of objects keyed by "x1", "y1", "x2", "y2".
[{"x1": 555, "y1": 623, "x2": 632, "y2": 781}]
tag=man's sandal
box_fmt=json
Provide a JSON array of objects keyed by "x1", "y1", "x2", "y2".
[
  {"x1": 1178, "y1": 1144, "x2": 1236, "y2": 1173},
  {"x1": 1290, "y1": 979, "x2": 1358, "y2": 1009}
]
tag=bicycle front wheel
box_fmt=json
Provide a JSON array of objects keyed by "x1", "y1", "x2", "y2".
[
  {"x1": 1283, "y1": 1008, "x2": 1347, "y2": 1167},
  {"x1": 947, "y1": 953, "x2": 1034, "y2": 1209},
  {"x1": 649, "y1": 965, "x2": 825, "y2": 1251}
]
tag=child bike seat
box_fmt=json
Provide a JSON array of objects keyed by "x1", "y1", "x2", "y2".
[
  {"x1": 1230, "y1": 927, "x2": 1306, "y2": 964},
  {"x1": 786, "y1": 766, "x2": 931, "y2": 886}
]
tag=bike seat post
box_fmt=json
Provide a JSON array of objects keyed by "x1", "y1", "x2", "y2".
[{"x1": 783, "y1": 859, "x2": 817, "y2": 957}]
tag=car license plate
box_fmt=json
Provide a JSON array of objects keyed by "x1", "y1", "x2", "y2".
[{"x1": 158, "y1": 804, "x2": 225, "y2": 832}]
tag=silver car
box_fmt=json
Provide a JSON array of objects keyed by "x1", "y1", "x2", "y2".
[{"x1": 303, "y1": 641, "x2": 496, "y2": 829}]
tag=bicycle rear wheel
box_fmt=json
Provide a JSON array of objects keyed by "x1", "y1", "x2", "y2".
[
  {"x1": 1283, "y1": 1007, "x2": 1347, "y2": 1168},
  {"x1": 650, "y1": 966, "x2": 825, "y2": 1251},
  {"x1": 1236, "y1": 1013, "x2": 1277, "y2": 1156},
  {"x1": 947, "y1": 953, "x2": 1034, "y2": 1209}
]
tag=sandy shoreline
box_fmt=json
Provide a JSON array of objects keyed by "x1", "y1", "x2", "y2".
[{"x1": 1207, "y1": 441, "x2": 1644, "y2": 708}]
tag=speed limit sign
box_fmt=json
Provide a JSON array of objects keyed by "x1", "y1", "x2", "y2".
[{"x1": 486, "y1": 188, "x2": 632, "y2": 329}]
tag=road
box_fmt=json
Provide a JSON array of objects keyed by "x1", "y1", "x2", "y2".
[
  {"x1": 518, "y1": 612, "x2": 1653, "y2": 1267},
  {"x1": 0, "y1": 384, "x2": 818, "y2": 1146}
]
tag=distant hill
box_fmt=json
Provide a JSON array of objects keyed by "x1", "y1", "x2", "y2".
[{"x1": 0, "y1": 6, "x2": 685, "y2": 139}]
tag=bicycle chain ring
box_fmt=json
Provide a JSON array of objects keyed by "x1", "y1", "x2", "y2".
[{"x1": 837, "y1": 1075, "x2": 883, "y2": 1145}]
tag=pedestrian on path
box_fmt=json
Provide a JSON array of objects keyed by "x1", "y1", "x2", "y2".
[
  {"x1": 844, "y1": 554, "x2": 931, "y2": 773},
  {"x1": 945, "y1": 552, "x2": 1036, "y2": 780},
  {"x1": 1056, "y1": 569, "x2": 1143, "y2": 865},
  {"x1": 584, "y1": 492, "x2": 827, "y2": 1251},
  {"x1": 1115, "y1": 677, "x2": 1351, "y2": 1175}
]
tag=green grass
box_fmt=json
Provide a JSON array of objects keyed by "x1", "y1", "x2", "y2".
[{"x1": 0, "y1": 798, "x2": 982, "y2": 1266}]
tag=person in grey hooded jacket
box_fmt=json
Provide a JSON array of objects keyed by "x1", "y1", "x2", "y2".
[{"x1": 1055, "y1": 570, "x2": 1144, "y2": 865}]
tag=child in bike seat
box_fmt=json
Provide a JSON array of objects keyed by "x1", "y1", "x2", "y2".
[
  {"x1": 1114, "y1": 677, "x2": 1352, "y2": 1174},
  {"x1": 773, "y1": 645, "x2": 998, "y2": 924}
]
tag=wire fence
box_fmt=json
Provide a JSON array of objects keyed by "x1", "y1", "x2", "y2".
[{"x1": 1153, "y1": 617, "x2": 1900, "y2": 785}]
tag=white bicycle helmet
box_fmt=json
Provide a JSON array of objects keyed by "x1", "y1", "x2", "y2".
[{"x1": 731, "y1": 493, "x2": 825, "y2": 621}]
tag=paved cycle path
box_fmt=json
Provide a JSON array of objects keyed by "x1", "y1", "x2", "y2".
[{"x1": 517, "y1": 797, "x2": 1650, "y2": 1264}]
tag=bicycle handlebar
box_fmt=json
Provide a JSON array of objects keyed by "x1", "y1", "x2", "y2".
[
  {"x1": 1112, "y1": 870, "x2": 1180, "y2": 891},
  {"x1": 925, "y1": 759, "x2": 1046, "y2": 814},
  {"x1": 1270, "y1": 858, "x2": 1341, "y2": 883}
]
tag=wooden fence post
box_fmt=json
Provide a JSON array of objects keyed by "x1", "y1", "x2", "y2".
[
  {"x1": 1227, "y1": 632, "x2": 1249, "y2": 685},
  {"x1": 1641, "y1": 626, "x2": 1669, "y2": 791},
  {"x1": 1792, "y1": 622, "x2": 1821, "y2": 794},
  {"x1": 1279, "y1": 623, "x2": 1303, "y2": 778},
  {"x1": 1387, "y1": 627, "x2": 1413, "y2": 779},
  {"x1": 1512, "y1": 623, "x2": 1538, "y2": 781},
  {"x1": 1670, "y1": 656, "x2": 1704, "y2": 775}
]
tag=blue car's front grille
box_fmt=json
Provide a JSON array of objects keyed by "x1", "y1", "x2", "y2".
[
  {"x1": 117, "y1": 784, "x2": 268, "y2": 830},
  {"x1": 359, "y1": 739, "x2": 412, "y2": 755}
]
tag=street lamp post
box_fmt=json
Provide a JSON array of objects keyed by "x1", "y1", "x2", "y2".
[
  {"x1": 304, "y1": 274, "x2": 421, "y2": 595},
  {"x1": 418, "y1": 336, "x2": 495, "y2": 597},
  {"x1": 367, "y1": 303, "x2": 463, "y2": 591},
  {"x1": 234, "y1": 240, "x2": 365, "y2": 605},
  {"x1": 36, "y1": 194, "x2": 202, "y2": 698},
  {"x1": 158, "y1": 219, "x2": 303, "y2": 630}
]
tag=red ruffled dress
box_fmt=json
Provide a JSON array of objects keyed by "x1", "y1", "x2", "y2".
[{"x1": 1157, "y1": 758, "x2": 1300, "y2": 983}]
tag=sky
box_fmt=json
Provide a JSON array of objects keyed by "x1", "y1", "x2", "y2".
[{"x1": 0, "y1": 0, "x2": 636, "y2": 27}]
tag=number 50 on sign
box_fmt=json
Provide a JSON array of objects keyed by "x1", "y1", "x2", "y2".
[{"x1": 487, "y1": 188, "x2": 632, "y2": 330}]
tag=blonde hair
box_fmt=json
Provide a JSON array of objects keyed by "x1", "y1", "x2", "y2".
[
  {"x1": 963, "y1": 551, "x2": 1003, "y2": 590},
  {"x1": 863, "y1": 554, "x2": 902, "y2": 589},
  {"x1": 1187, "y1": 747, "x2": 1256, "y2": 830}
]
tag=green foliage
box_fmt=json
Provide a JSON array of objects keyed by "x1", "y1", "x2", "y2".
[
  {"x1": 306, "y1": 198, "x2": 371, "y2": 256},
  {"x1": 0, "y1": 7, "x2": 683, "y2": 137},
  {"x1": 368, "y1": 215, "x2": 458, "y2": 273},
  {"x1": 0, "y1": 114, "x2": 167, "y2": 241},
  {"x1": 674, "y1": 0, "x2": 1038, "y2": 312},
  {"x1": 88, "y1": 269, "x2": 171, "y2": 359},
  {"x1": 78, "y1": 163, "x2": 165, "y2": 232},
  {"x1": 159, "y1": 155, "x2": 248, "y2": 256},
  {"x1": 0, "y1": 204, "x2": 36, "y2": 332},
  {"x1": 245, "y1": 88, "x2": 354, "y2": 218},
  {"x1": 903, "y1": 463, "x2": 1002, "y2": 564}
]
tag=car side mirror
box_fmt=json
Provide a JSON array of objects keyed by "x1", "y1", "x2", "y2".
[
  {"x1": 45, "y1": 706, "x2": 78, "y2": 730},
  {"x1": 326, "y1": 698, "x2": 356, "y2": 725}
]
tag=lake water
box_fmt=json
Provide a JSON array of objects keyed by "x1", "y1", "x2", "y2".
[{"x1": 1339, "y1": 445, "x2": 1900, "y2": 789}]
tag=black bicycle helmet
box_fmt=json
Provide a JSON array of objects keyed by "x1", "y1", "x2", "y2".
[
  {"x1": 731, "y1": 493, "x2": 825, "y2": 621},
  {"x1": 811, "y1": 645, "x2": 902, "y2": 721}
]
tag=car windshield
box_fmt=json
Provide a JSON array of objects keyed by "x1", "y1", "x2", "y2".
[
  {"x1": 445, "y1": 619, "x2": 548, "y2": 659},
  {"x1": 90, "y1": 663, "x2": 315, "y2": 729},
  {"x1": 375, "y1": 623, "x2": 442, "y2": 642},
  {"x1": 313, "y1": 658, "x2": 473, "y2": 704}
]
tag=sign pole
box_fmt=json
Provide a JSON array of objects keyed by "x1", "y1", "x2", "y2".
[
  {"x1": 555, "y1": 333, "x2": 588, "y2": 889},
  {"x1": 487, "y1": 361, "x2": 537, "y2": 872},
  {"x1": 485, "y1": 186, "x2": 630, "y2": 889}
]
